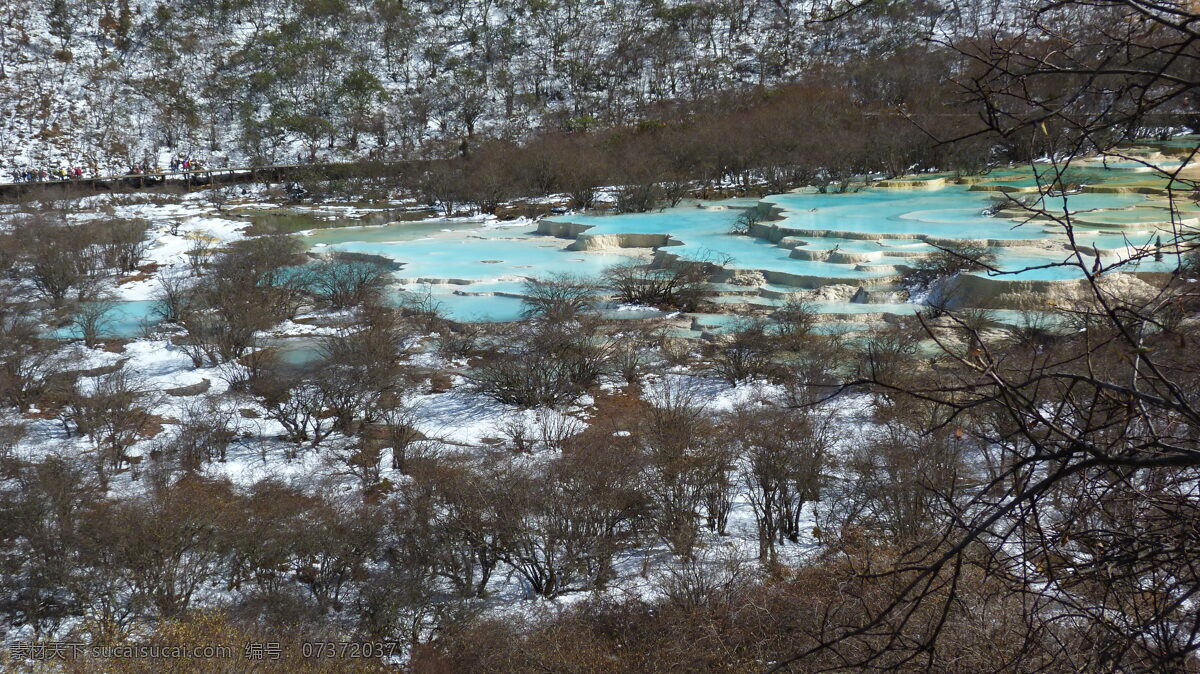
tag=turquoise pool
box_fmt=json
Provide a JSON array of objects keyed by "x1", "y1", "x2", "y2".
[{"x1": 287, "y1": 166, "x2": 1189, "y2": 323}]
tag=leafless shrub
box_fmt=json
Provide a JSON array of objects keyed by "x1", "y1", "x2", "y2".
[
  {"x1": 249, "y1": 363, "x2": 334, "y2": 449},
  {"x1": 67, "y1": 297, "x2": 117, "y2": 348},
  {"x1": 183, "y1": 233, "x2": 218, "y2": 275},
  {"x1": 707, "y1": 319, "x2": 777, "y2": 384},
  {"x1": 603, "y1": 251, "x2": 729, "y2": 311},
  {"x1": 171, "y1": 397, "x2": 239, "y2": 471},
  {"x1": 470, "y1": 321, "x2": 610, "y2": 408},
  {"x1": 307, "y1": 258, "x2": 393, "y2": 310},
  {"x1": 14, "y1": 214, "x2": 104, "y2": 307},
  {"x1": 95, "y1": 219, "x2": 150, "y2": 273},
  {"x1": 728, "y1": 206, "x2": 762, "y2": 236},
  {"x1": 151, "y1": 270, "x2": 195, "y2": 324},
  {"x1": 735, "y1": 405, "x2": 834, "y2": 564},
  {"x1": 0, "y1": 310, "x2": 64, "y2": 408},
  {"x1": 521, "y1": 274, "x2": 596, "y2": 322},
  {"x1": 60, "y1": 369, "x2": 157, "y2": 480}
]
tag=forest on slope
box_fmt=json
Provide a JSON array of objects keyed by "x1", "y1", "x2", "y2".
[{"x1": 4, "y1": 0, "x2": 1181, "y2": 178}]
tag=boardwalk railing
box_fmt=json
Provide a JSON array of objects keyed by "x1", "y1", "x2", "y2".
[{"x1": 0, "y1": 160, "x2": 419, "y2": 200}]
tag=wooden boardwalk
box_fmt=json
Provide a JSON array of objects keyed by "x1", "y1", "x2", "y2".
[{"x1": 0, "y1": 160, "x2": 417, "y2": 201}]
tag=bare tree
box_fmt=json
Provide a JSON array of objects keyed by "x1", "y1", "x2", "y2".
[
  {"x1": 772, "y1": 295, "x2": 818, "y2": 347},
  {"x1": 60, "y1": 370, "x2": 157, "y2": 483},
  {"x1": 728, "y1": 206, "x2": 762, "y2": 236},
  {"x1": 249, "y1": 362, "x2": 334, "y2": 449},
  {"x1": 315, "y1": 308, "x2": 411, "y2": 434},
  {"x1": 766, "y1": 2, "x2": 1200, "y2": 669},
  {"x1": 603, "y1": 251, "x2": 729, "y2": 311},
  {"x1": 95, "y1": 219, "x2": 150, "y2": 273},
  {"x1": 736, "y1": 406, "x2": 833, "y2": 565},
  {"x1": 171, "y1": 397, "x2": 238, "y2": 470},
  {"x1": 177, "y1": 235, "x2": 307, "y2": 366},
  {"x1": 0, "y1": 309, "x2": 64, "y2": 408},
  {"x1": 707, "y1": 319, "x2": 777, "y2": 384},
  {"x1": 470, "y1": 320, "x2": 611, "y2": 408},
  {"x1": 92, "y1": 479, "x2": 235, "y2": 619},
  {"x1": 67, "y1": 297, "x2": 117, "y2": 348},
  {"x1": 494, "y1": 447, "x2": 646, "y2": 598},
  {"x1": 638, "y1": 376, "x2": 724, "y2": 559},
  {"x1": 307, "y1": 257, "x2": 394, "y2": 310},
  {"x1": 520, "y1": 273, "x2": 596, "y2": 322},
  {"x1": 151, "y1": 270, "x2": 194, "y2": 324},
  {"x1": 901, "y1": 241, "x2": 996, "y2": 294},
  {"x1": 183, "y1": 233, "x2": 218, "y2": 276},
  {"x1": 16, "y1": 217, "x2": 104, "y2": 307},
  {"x1": 395, "y1": 456, "x2": 509, "y2": 599}
]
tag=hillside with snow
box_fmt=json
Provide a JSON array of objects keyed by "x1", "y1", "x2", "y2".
[{"x1": 0, "y1": 0, "x2": 989, "y2": 175}]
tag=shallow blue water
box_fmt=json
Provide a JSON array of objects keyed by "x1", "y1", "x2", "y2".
[
  {"x1": 52, "y1": 300, "x2": 160, "y2": 339},
  {"x1": 785, "y1": 236, "x2": 931, "y2": 253},
  {"x1": 763, "y1": 187, "x2": 1143, "y2": 239},
  {"x1": 316, "y1": 233, "x2": 636, "y2": 281},
  {"x1": 975, "y1": 250, "x2": 1181, "y2": 281},
  {"x1": 268, "y1": 337, "x2": 326, "y2": 366},
  {"x1": 286, "y1": 178, "x2": 1174, "y2": 322},
  {"x1": 1087, "y1": 160, "x2": 1184, "y2": 171},
  {"x1": 51, "y1": 188, "x2": 1171, "y2": 337},
  {"x1": 808, "y1": 302, "x2": 922, "y2": 315},
  {"x1": 393, "y1": 288, "x2": 528, "y2": 322}
]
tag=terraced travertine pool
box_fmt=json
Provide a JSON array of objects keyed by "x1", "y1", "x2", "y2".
[
  {"x1": 81, "y1": 144, "x2": 1199, "y2": 337},
  {"x1": 297, "y1": 154, "x2": 1195, "y2": 325},
  {"x1": 311, "y1": 230, "x2": 637, "y2": 282},
  {"x1": 53, "y1": 300, "x2": 160, "y2": 340}
]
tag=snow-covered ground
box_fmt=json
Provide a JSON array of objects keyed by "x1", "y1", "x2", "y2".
[{"x1": 0, "y1": 185, "x2": 898, "y2": 651}]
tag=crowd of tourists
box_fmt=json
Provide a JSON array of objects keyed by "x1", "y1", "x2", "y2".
[
  {"x1": 7, "y1": 156, "x2": 208, "y2": 183},
  {"x1": 168, "y1": 156, "x2": 204, "y2": 172},
  {"x1": 9, "y1": 166, "x2": 89, "y2": 182}
]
